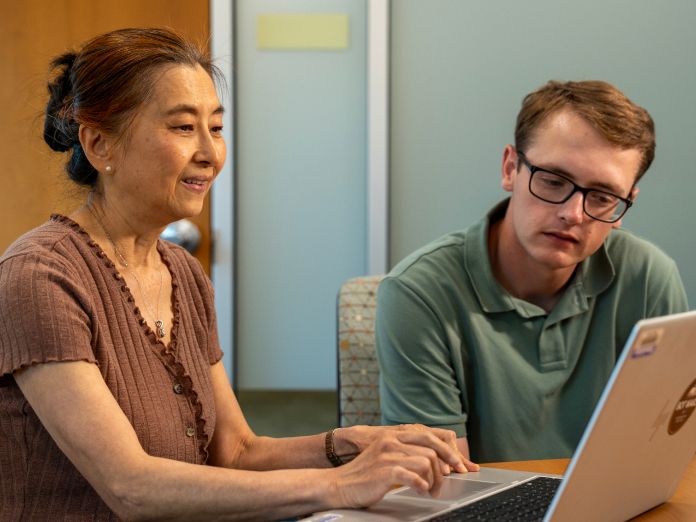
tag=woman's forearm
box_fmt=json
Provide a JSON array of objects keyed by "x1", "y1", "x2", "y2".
[
  {"x1": 229, "y1": 427, "x2": 368, "y2": 471},
  {"x1": 112, "y1": 455, "x2": 338, "y2": 521},
  {"x1": 230, "y1": 433, "x2": 332, "y2": 470}
]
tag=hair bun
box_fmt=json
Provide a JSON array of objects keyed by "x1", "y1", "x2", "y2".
[{"x1": 44, "y1": 52, "x2": 78, "y2": 152}]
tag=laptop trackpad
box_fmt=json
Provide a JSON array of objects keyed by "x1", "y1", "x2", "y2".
[{"x1": 393, "y1": 477, "x2": 501, "y2": 502}]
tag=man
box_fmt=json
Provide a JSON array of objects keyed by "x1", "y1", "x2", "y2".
[{"x1": 376, "y1": 80, "x2": 688, "y2": 463}]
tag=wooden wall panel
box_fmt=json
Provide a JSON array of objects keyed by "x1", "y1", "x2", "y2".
[{"x1": 0, "y1": 0, "x2": 213, "y2": 273}]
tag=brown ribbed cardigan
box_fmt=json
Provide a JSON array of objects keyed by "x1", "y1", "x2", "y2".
[{"x1": 0, "y1": 215, "x2": 223, "y2": 521}]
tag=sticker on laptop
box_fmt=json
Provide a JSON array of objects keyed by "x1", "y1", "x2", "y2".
[
  {"x1": 668, "y1": 378, "x2": 696, "y2": 435},
  {"x1": 631, "y1": 328, "x2": 663, "y2": 358}
]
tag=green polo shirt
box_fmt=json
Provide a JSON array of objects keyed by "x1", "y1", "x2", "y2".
[{"x1": 376, "y1": 201, "x2": 688, "y2": 462}]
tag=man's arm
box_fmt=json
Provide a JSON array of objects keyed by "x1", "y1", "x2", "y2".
[
  {"x1": 376, "y1": 276, "x2": 469, "y2": 442},
  {"x1": 457, "y1": 438, "x2": 471, "y2": 460}
]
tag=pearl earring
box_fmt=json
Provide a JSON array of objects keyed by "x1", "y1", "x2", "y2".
[{"x1": 105, "y1": 165, "x2": 112, "y2": 173}]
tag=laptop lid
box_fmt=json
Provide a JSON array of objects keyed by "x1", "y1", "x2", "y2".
[{"x1": 545, "y1": 309, "x2": 696, "y2": 521}]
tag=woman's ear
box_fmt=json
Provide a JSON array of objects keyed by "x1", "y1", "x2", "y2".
[{"x1": 78, "y1": 125, "x2": 114, "y2": 174}]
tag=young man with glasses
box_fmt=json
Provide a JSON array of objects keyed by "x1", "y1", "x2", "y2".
[{"x1": 376, "y1": 80, "x2": 688, "y2": 463}]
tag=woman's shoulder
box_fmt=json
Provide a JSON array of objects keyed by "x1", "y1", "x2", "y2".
[{"x1": 1, "y1": 215, "x2": 81, "y2": 265}]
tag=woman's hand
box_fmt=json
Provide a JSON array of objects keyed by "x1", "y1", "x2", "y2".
[
  {"x1": 334, "y1": 424, "x2": 478, "y2": 474},
  {"x1": 328, "y1": 425, "x2": 479, "y2": 509}
]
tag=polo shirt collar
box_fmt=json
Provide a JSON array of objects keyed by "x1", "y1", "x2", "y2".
[
  {"x1": 464, "y1": 199, "x2": 615, "y2": 318},
  {"x1": 465, "y1": 200, "x2": 515, "y2": 314}
]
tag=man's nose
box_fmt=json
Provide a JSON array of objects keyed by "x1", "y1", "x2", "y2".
[{"x1": 558, "y1": 190, "x2": 585, "y2": 224}]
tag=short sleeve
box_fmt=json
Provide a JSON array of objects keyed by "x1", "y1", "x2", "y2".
[
  {"x1": 646, "y1": 260, "x2": 689, "y2": 318},
  {"x1": 203, "y1": 276, "x2": 223, "y2": 365},
  {"x1": 0, "y1": 253, "x2": 97, "y2": 377},
  {"x1": 375, "y1": 276, "x2": 468, "y2": 436}
]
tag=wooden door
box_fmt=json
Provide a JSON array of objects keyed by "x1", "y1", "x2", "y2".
[{"x1": 0, "y1": 0, "x2": 213, "y2": 273}]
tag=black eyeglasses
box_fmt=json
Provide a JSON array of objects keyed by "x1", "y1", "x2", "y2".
[{"x1": 517, "y1": 152, "x2": 633, "y2": 223}]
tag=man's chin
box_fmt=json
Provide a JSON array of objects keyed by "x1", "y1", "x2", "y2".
[{"x1": 533, "y1": 250, "x2": 582, "y2": 272}]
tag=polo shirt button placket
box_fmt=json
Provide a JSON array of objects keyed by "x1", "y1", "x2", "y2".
[
  {"x1": 185, "y1": 426, "x2": 196, "y2": 438},
  {"x1": 173, "y1": 382, "x2": 184, "y2": 395}
]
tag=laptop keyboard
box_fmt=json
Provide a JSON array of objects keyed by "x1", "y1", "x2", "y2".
[{"x1": 428, "y1": 476, "x2": 562, "y2": 522}]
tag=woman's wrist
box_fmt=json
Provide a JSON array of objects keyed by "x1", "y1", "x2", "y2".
[
  {"x1": 331, "y1": 426, "x2": 369, "y2": 459},
  {"x1": 320, "y1": 466, "x2": 347, "y2": 509}
]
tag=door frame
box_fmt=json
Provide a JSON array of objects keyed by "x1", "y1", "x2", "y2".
[{"x1": 210, "y1": 0, "x2": 237, "y2": 382}]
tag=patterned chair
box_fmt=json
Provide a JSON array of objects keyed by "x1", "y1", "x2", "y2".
[{"x1": 337, "y1": 275, "x2": 385, "y2": 427}]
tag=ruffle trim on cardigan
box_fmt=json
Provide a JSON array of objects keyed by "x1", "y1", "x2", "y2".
[{"x1": 50, "y1": 214, "x2": 211, "y2": 463}]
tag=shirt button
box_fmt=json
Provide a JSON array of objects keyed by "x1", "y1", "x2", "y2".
[
  {"x1": 185, "y1": 426, "x2": 196, "y2": 437},
  {"x1": 173, "y1": 383, "x2": 184, "y2": 394}
]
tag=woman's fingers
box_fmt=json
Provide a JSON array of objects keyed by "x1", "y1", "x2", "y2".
[
  {"x1": 418, "y1": 426, "x2": 480, "y2": 473},
  {"x1": 390, "y1": 428, "x2": 468, "y2": 473},
  {"x1": 377, "y1": 435, "x2": 446, "y2": 495},
  {"x1": 390, "y1": 462, "x2": 436, "y2": 497},
  {"x1": 461, "y1": 457, "x2": 480, "y2": 472},
  {"x1": 440, "y1": 461, "x2": 452, "y2": 475},
  {"x1": 395, "y1": 463, "x2": 432, "y2": 495},
  {"x1": 380, "y1": 452, "x2": 442, "y2": 497}
]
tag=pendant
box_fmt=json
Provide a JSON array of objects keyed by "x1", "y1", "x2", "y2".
[{"x1": 155, "y1": 320, "x2": 166, "y2": 338}]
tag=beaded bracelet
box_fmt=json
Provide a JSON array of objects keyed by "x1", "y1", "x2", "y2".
[{"x1": 324, "y1": 428, "x2": 345, "y2": 467}]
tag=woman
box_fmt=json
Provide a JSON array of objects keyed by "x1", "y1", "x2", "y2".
[{"x1": 0, "y1": 28, "x2": 477, "y2": 521}]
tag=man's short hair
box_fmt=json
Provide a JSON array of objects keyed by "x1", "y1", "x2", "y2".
[{"x1": 515, "y1": 80, "x2": 655, "y2": 181}]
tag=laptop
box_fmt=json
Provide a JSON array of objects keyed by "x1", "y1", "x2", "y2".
[{"x1": 305, "y1": 310, "x2": 696, "y2": 521}]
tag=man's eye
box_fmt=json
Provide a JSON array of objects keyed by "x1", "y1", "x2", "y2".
[
  {"x1": 539, "y1": 175, "x2": 566, "y2": 188},
  {"x1": 211, "y1": 126, "x2": 224, "y2": 135},
  {"x1": 589, "y1": 192, "x2": 617, "y2": 206},
  {"x1": 176, "y1": 124, "x2": 194, "y2": 131}
]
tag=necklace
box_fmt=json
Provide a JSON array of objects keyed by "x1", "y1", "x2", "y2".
[{"x1": 87, "y1": 205, "x2": 167, "y2": 338}]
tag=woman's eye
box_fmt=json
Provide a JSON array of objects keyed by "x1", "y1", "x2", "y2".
[
  {"x1": 211, "y1": 126, "x2": 224, "y2": 135},
  {"x1": 174, "y1": 124, "x2": 194, "y2": 131}
]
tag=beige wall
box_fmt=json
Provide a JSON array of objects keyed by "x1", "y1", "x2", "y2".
[{"x1": 0, "y1": 0, "x2": 213, "y2": 273}]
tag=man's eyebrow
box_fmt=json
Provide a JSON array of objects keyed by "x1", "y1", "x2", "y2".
[{"x1": 163, "y1": 104, "x2": 225, "y2": 116}]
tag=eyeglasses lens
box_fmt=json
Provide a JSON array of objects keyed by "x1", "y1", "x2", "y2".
[{"x1": 530, "y1": 171, "x2": 626, "y2": 222}]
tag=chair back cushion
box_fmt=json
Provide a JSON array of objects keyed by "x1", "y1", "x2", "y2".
[{"x1": 337, "y1": 275, "x2": 384, "y2": 427}]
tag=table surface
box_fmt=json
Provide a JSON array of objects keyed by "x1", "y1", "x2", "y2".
[{"x1": 483, "y1": 455, "x2": 696, "y2": 521}]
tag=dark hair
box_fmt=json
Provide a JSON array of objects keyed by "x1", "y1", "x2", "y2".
[
  {"x1": 515, "y1": 80, "x2": 655, "y2": 181},
  {"x1": 43, "y1": 27, "x2": 223, "y2": 186}
]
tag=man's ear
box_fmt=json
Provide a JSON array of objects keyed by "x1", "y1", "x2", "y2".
[
  {"x1": 630, "y1": 186, "x2": 640, "y2": 201},
  {"x1": 612, "y1": 187, "x2": 640, "y2": 229},
  {"x1": 501, "y1": 144, "x2": 518, "y2": 193},
  {"x1": 78, "y1": 125, "x2": 114, "y2": 173}
]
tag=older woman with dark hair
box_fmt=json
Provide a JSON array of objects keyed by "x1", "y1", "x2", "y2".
[{"x1": 0, "y1": 28, "x2": 477, "y2": 521}]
